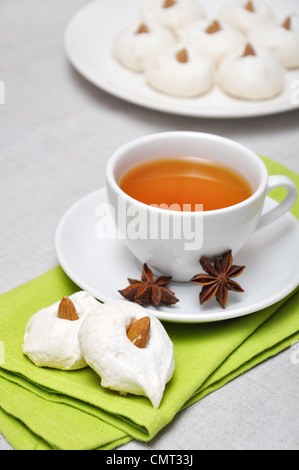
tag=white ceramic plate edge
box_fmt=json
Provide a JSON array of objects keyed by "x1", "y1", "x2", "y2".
[{"x1": 64, "y1": 0, "x2": 299, "y2": 119}]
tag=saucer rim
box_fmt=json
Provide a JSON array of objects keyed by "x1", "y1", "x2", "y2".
[{"x1": 55, "y1": 187, "x2": 299, "y2": 323}]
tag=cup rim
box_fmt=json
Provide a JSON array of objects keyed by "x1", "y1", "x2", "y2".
[{"x1": 105, "y1": 131, "x2": 268, "y2": 217}]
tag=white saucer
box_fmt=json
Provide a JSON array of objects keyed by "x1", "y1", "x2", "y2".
[{"x1": 55, "y1": 188, "x2": 299, "y2": 323}]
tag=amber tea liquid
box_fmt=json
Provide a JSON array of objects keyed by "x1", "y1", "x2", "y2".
[{"x1": 119, "y1": 157, "x2": 253, "y2": 211}]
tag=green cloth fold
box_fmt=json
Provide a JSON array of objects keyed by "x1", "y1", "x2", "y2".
[{"x1": 0, "y1": 156, "x2": 298, "y2": 450}]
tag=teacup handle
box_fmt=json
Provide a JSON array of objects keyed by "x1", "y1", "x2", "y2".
[{"x1": 258, "y1": 175, "x2": 297, "y2": 229}]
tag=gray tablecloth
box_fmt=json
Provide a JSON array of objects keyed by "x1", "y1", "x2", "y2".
[{"x1": 0, "y1": 0, "x2": 299, "y2": 451}]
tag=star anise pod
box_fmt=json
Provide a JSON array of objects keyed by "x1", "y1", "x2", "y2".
[
  {"x1": 190, "y1": 250, "x2": 245, "y2": 309},
  {"x1": 119, "y1": 263, "x2": 179, "y2": 307}
]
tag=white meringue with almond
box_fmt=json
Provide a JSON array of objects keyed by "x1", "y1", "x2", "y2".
[
  {"x1": 218, "y1": 44, "x2": 285, "y2": 100},
  {"x1": 248, "y1": 14, "x2": 299, "y2": 69},
  {"x1": 218, "y1": 0, "x2": 276, "y2": 35},
  {"x1": 112, "y1": 21, "x2": 176, "y2": 72},
  {"x1": 78, "y1": 300, "x2": 175, "y2": 409},
  {"x1": 141, "y1": 0, "x2": 206, "y2": 32},
  {"x1": 145, "y1": 42, "x2": 215, "y2": 97},
  {"x1": 178, "y1": 19, "x2": 247, "y2": 64},
  {"x1": 22, "y1": 292, "x2": 102, "y2": 370}
]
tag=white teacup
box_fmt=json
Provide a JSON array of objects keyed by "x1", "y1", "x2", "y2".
[{"x1": 105, "y1": 132, "x2": 297, "y2": 282}]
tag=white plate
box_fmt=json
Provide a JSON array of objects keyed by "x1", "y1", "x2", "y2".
[
  {"x1": 55, "y1": 187, "x2": 299, "y2": 323},
  {"x1": 64, "y1": 0, "x2": 299, "y2": 119}
]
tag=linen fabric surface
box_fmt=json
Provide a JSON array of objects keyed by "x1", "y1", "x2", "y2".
[{"x1": 0, "y1": 156, "x2": 298, "y2": 450}]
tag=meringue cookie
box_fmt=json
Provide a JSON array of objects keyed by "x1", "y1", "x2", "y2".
[
  {"x1": 145, "y1": 43, "x2": 215, "y2": 97},
  {"x1": 112, "y1": 21, "x2": 176, "y2": 72},
  {"x1": 78, "y1": 300, "x2": 175, "y2": 409},
  {"x1": 248, "y1": 14, "x2": 299, "y2": 69},
  {"x1": 218, "y1": 45, "x2": 285, "y2": 100},
  {"x1": 178, "y1": 19, "x2": 247, "y2": 64},
  {"x1": 218, "y1": 0, "x2": 276, "y2": 35},
  {"x1": 141, "y1": 0, "x2": 206, "y2": 32},
  {"x1": 22, "y1": 291, "x2": 102, "y2": 370}
]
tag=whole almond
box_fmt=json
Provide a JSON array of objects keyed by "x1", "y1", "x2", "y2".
[
  {"x1": 57, "y1": 297, "x2": 79, "y2": 321},
  {"x1": 242, "y1": 43, "x2": 256, "y2": 57},
  {"x1": 206, "y1": 20, "x2": 222, "y2": 34},
  {"x1": 176, "y1": 48, "x2": 188, "y2": 63},
  {"x1": 136, "y1": 23, "x2": 149, "y2": 34},
  {"x1": 245, "y1": 1, "x2": 254, "y2": 12},
  {"x1": 163, "y1": 0, "x2": 176, "y2": 8},
  {"x1": 127, "y1": 317, "x2": 151, "y2": 348},
  {"x1": 282, "y1": 16, "x2": 291, "y2": 30}
]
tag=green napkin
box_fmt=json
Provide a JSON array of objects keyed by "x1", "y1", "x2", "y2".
[{"x1": 0, "y1": 156, "x2": 298, "y2": 450}]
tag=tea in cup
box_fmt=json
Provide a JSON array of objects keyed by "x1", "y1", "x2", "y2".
[
  {"x1": 106, "y1": 132, "x2": 297, "y2": 282},
  {"x1": 119, "y1": 155, "x2": 253, "y2": 212}
]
